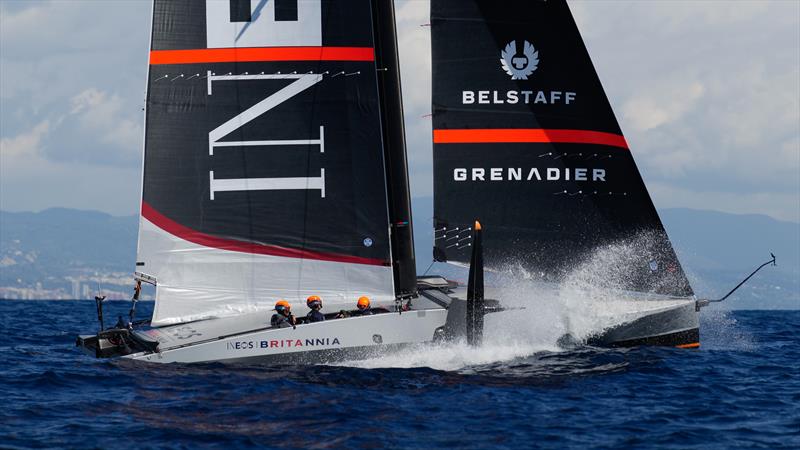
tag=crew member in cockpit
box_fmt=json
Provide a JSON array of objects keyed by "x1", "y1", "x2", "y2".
[
  {"x1": 353, "y1": 296, "x2": 373, "y2": 316},
  {"x1": 271, "y1": 300, "x2": 297, "y2": 329},
  {"x1": 305, "y1": 295, "x2": 325, "y2": 323}
]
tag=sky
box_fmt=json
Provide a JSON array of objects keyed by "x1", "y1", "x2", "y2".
[{"x1": 1, "y1": 0, "x2": 799, "y2": 223}]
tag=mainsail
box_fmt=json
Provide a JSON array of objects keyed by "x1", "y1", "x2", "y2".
[
  {"x1": 430, "y1": 0, "x2": 693, "y2": 297},
  {"x1": 137, "y1": 0, "x2": 414, "y2": 325}
]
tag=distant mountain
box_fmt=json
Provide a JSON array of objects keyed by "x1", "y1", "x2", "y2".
[
  {"x1": 660, "y1": 208, "x2": 798, "y2": 310},
  {"x1": 0, "y1": 208, "x2": 138, "y2": 299},
  {"x1": 1, "y1": 205, "x2": 797, "y2": 308},
  {"x1": 411, "y1": 197, "x2": 799, "y2": 310},
  {"x1": 0, "y1": 208, "x2": 137, "y2": 272}
]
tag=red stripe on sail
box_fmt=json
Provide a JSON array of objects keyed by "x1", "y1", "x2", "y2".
[
  {"x1": 432, "y1": 129, "x2": 629, "y2": 150},
  {"x1": 149, "y1": 47, "x2": 375, "y2": 65},
  {"x1": 141, "y1": 202, "x2": 390, "y2": 267}
]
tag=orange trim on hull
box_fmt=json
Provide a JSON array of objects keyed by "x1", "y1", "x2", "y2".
[{"x1": 676, "y1": 342, "x2": 700, "y2": 349}]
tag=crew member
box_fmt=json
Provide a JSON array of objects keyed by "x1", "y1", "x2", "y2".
[
  {"x1": 271, "y1": 300, "x2": 297, "y2": 329},
  {"x1": 305, "y1": 295, "x2": 325, "y2": 323},
  {"x1": 354, "y1": 296, "x2": 373, "y2": 316}
]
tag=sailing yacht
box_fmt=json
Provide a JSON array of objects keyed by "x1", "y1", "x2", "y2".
[{"x1": 78, "y1": 0, "x2": 705, "y2": 364}]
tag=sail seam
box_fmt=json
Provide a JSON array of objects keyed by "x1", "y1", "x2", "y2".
[
  {"x1": 150, "y1": 47, "x2": 375, "y2": 65},
  {"x1": 433, "y1": 129, "x2": 629, "y2": 149},
  {"x1": 140, "y1": 202, "x2": 390, "y2": 267}
]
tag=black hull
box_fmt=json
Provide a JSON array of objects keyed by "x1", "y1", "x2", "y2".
[
  {"x1": 587, "y1": 300, "x2": 700, "y2": 348},
  {"x1": 591, "y1": 327, "x2": 699, "y2": 348}
]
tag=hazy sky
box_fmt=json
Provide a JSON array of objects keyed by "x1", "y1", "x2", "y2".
[{"x1": 1, "y1": 0, "x2": 798, "y2": 222}]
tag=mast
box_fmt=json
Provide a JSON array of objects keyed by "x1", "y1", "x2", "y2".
[{"x1": 371, "y1": 0, "x2": 417, "y2": 299}]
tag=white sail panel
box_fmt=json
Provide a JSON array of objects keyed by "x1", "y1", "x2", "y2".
[{"x1": 138, "y1": 218, "x2": 395, "y2": 326}]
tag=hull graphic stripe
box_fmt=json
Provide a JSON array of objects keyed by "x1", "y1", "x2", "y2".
[
  {"x1": 433, "y1": 129, "x2": 629, "y2": 149},
  {"x1": 141, "y1": 202, "x2": 390, "y2": 267},
  {"x1": 150, "y1": 47, "x2": 375, "y2": 65}
]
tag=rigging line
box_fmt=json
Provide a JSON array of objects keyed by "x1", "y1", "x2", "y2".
[{"x1": 422, "y1": 260, "x2": 435, "y2": 276}]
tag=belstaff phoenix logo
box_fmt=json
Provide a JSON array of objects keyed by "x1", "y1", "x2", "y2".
[{"x1": 500, "y1": 40, "x2": 539, "y2": 80}]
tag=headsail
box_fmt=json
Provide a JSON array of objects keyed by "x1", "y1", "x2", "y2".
[
  {"x1": 138, "y1": 0, "x2": 409, "y2": 325},
  {"x1": 430, "y1": 0, "x2": 693, "y2": 297}
]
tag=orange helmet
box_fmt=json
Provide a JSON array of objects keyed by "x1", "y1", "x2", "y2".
[
  {"x1": 275, "y1": 300, "x2": 291, "y2": 312},
  {"x1": 307, "y1": 295, "x2": 322, "y2": 308},
  {"x1": 357, "y1": 296, "x2": 370, "y2": 309}
]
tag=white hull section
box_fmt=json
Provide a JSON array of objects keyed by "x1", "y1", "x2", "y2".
[
  {"x1": 77, "y1": 279, "x2": 701, "y2": 364},
  {"x1": 137, "y1": 218, "x2": 396, "y2": 326},
  {"x1": 126, "y1": 309, "x2": 448, "y2": 364}
]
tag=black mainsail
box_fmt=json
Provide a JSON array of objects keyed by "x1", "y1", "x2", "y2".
[
  {"x1": 137, "y1": 0, "x2": 415, "y2": 325},
  {"x1": 431, "y1": 0, "x2": 693, "y2": 297}
]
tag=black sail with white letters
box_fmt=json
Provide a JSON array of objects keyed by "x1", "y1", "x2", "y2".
[
  {"x1": 137, "y1": 0, "x2": 413, "y2": 325},
  {"x1": 431, "y1": 0, "x2": 693, "y2": 297}
]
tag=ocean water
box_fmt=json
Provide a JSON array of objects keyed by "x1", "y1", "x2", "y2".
[{"x1": 0, "y1": 300, "x2": 798, "y2": 449}]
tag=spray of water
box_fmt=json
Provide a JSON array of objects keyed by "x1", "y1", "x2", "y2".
[
  {"x1": 699, "y1": 309, "x2": 756, "y2": 351},
  {"x1": 338, "y1": 280, "x2": 567, "y2": 371},
  {"x1": 339, "y1": 232, "x2": 699, "y2": 371}
]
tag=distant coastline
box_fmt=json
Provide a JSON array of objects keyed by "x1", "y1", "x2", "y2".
[{"x1": 1, "y1": 205, "x2": 797, "y2": 309}]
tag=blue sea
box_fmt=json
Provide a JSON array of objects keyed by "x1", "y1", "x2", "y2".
[{"x1": 0, "y1": 300, "x2": 798, "y2": 449}]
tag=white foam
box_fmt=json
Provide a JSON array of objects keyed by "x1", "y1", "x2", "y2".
[
  {"x1": 340, "y1": 340, "x2": 553, "y2": 371},
  {"x1": 336, "y1": 281, "x2": 608, "y2": 371},
  {"x1": 339, "y1": 232, "x2": 698, "y2": 371}
]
